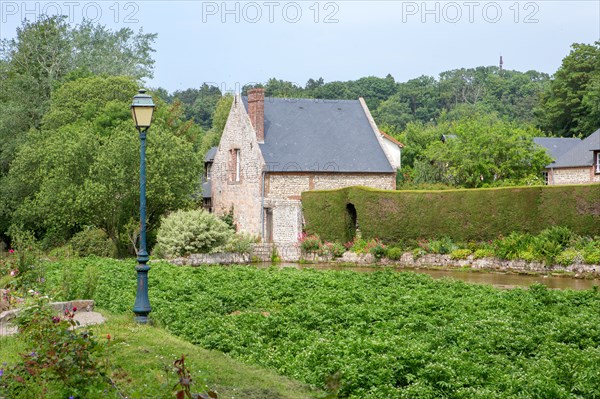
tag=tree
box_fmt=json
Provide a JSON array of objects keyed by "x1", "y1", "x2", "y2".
[
  {"x1": 536, "y1": 41, "x2": 600, "y2": 136},
  {"x1": 0, "y1": 16, "x2": 156, "y2": 173},
  {"x1": 420, "y1": 114, "x2": 552, "y2": 187},
  {"x1": 1, "y1": 76, "x2": 201, "y2": 251}
]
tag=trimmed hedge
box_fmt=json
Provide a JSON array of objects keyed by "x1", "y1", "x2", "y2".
[{"x1": 302, "y1": 184, "x2": 600, "y2": 243}]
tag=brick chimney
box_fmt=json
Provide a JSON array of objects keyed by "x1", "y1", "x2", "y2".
[{"x1": 247, "y1": 88, "x2": 265, "y2": 142}]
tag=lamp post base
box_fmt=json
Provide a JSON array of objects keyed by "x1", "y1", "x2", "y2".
[{"x1": 133, "y1": 260, "x2": 151, "y2": 324}]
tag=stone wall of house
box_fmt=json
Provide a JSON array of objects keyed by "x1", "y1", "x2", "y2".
[
  {"x1": 211, "y1": 95, "x2": 265, "y2": 236},
  {"x1": 265, "y1": 173, "x2": 395, "y2": 245},
  {"x1": 267, "y1": 173, "x2": 396, "y2": 199},
  {"x1": 549, "y1": 167, "x2": 595, "y2": 185}
]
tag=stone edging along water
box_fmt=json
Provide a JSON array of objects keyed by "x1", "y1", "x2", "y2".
[
  {"x1": 168, "y1": 249, "x2": 600, "y2": 276},
  {"x1": 315, "y1": 252, "x2": 600, "y2": 276}
]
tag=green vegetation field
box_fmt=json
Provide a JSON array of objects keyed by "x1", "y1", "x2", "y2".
[{"x1": 42, "y1": 258, "x2": 600, "y2": 399}]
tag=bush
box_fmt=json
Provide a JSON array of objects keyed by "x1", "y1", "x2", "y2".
[
  {"x1": 385, "y1": 247, "x2": 403, "y2": 261},
  {"x1": 299, "y1": 233, "x2": 322, "y2": 253},
  {"x1": 531, "y1": 237, "x2": 563, "y2": 264},
  {"x1": 226, "y1": 233, "x2": 259, "y2": 254},
  {"x1": 473, "y1": 248, "x2": 495, "y2": 259},
  {"x1": 450, "y1": 249, "x2": 472, "y2": 260},
  {"x1": 369, "y1": 241, "x2": 386, "y2": 260},
  {"x1": 69, "y1": 227, "x2": 116, "y2": 258},
  {"x1": 555, "y1": 249, "x2": 583, "y2": 266},
  {"x1": 2, "y1": 296, "x2": 106, "y2": 398},
  {"x1": 427, "y1": 237, "x2": 457, "y2": 254},
  {"x1": 155, "y1": 209, "x2": 233, "y2": 258},
  {"x1": 320, "y1": 242, "x2": 345, "y2": 258},
  {"x1": 583, "y1": 249, "x2": 600, "y2": 265},
  {"x1": 494, "y1": 232, "x2": 533, "y2": 260}
]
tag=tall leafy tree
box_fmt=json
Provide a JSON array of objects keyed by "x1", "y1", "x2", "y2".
[
  {"x1": 0, "y1": 16, "x2": 156, "y2": 172},
  {"x1": 420, "y1": 114, "x2": 551, "y2": 187},
  {"x1": 536, "y1": 41, "x2": 600, "y2": 136},
  {"x1": 1, "y1": 76, "x2": 201, "y2": 250}
]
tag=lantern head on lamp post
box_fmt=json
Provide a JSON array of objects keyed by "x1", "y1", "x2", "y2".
[{"x1": 131, "y1": 89, "x2": 155, "y2": 324}]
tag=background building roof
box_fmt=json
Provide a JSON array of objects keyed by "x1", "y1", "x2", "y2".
[
  {"x1": 547, "y1": 129, "x2": 600, "y2": 168},
  {"x1": 533, "y1": 137, "x2": 582, "y2": 166}
]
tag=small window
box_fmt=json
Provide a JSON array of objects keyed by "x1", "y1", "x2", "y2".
[
  {"x1": 229, "y1": 148, "x2": 241, "y2": 182},
  {"x1": 595, "y1": 151, "x2": 600, "y2": 174},
  {"x1": 235, "y1": 149, "x2": 241, "y2": 182}
]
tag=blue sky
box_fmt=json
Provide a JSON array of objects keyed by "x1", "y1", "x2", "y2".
[{"x1": 1, "y1": 1, "x2": 598, "y2": 92}]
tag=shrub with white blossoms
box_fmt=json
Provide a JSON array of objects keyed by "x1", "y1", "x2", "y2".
[{"x1": 155, "y1": 209, "x2": 233, "y2": 258}]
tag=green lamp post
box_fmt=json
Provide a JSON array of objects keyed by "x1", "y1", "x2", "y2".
[{"x1": 131, "y1": 89, "x2": 155, "y2": 324}]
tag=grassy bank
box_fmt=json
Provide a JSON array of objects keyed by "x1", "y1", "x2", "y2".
[
  {"x1": 38, "y1": 257, "x2": 600, "y2": 399},
  {"x1": 0, "y1": 311, "x2": 320, "y2": 399}
]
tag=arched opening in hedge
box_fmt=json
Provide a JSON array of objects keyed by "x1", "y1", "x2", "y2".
[{"x1": 346, "y1": 203, "x2": 358, "y2": 239}]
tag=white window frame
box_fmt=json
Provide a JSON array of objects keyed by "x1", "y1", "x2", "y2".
[{"x1": 595, "y1": 152, "x2": 600, "y2": 174}]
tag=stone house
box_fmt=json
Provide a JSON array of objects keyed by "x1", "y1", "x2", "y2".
[
  {"x1": 209, "y1": 88, "x2": 400, "y2": 257},
  {"x1": 534, "y1": 129, "x2": 600, "y2": 185}
]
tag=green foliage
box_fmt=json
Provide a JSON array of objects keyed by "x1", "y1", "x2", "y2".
[
  {"x1": 302, "y1": 185, "x2": 600, "y2": 244},
  {"x1": 299, "y1": 234, "x2": 322, "y2": 252},
  {"x1": 421, "y1": 113, "x2": 551, "y2": 187},
  {"x1": 536, "y1": 41, "x2": 600, "y2": 136},
  {"x1": 425, "y1": 237, "x2": 457, "y2": 254},
  {"x1": 369, "y1": 240, "x2": 386, "y2": 259},
  {"x1": 1, "y1": 76, "x2": 202, "y2": 252},
  {"x1": 69, "y1": 227, "x2": 116, "y2": 258},
  {"x1": 1, "y1": 296, "x2": 107, "y2": 398},
  {"x1": 555, "y1": 249, "x2": 583, "y2": 266},
  {"x1": 225, "y1": 233, "x2": 259, "y2": 254},
  {"x1": 42, "y1": 259, "x2": 600, "y2": 399},
  {"x1": 450, "y1": 249, "x2": 472, "y2": 260},
  {"x1": 0, "y1": 16, "x2": 156, "y2": 175},
  {"x1": 155, "y1": 209, "x2": 233, "y2": 258},
  {"x1": 583, "y1": 249, "x2": 600, "y2": 265},
  {"x1": 323, "y1": 242, "x2": 346, "y2": 258},
  {"x1": 494, "y1": 232, "x2": 534, "y2": 260},
  {"x1": 385, "y1": 247, "x2": 403, "y2": 261},
  {"x1": 473, "y1": 248, "x2": 495, "y2": 259}
]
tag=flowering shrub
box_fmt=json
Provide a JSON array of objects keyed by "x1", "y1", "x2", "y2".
[
  {"x1": 0, "y1": 296, "x2": 107, "y2": 398},
  {"x1": 319, "y1": 242, "x2": 346, "y2": 258},
  {"x1": 299, "y1": 233, "x2": 322, "y2": 252}
]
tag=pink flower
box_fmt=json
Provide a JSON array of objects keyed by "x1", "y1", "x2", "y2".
[
  {"x1": 72, "y1": 307, "x2": 77, "y2": 312},
  {"x1": 8, "y1": 249, "x2": 14, "y2": 254}
]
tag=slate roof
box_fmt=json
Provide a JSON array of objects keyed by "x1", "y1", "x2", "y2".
[
  {"x1": 242, "y1": 97, "x2": 394, "y2": 173},
  {"x1": 533, "y1": 137, "x2": 582, "y2": 165},
  {"x1": 547, "y1": 129, "x2": 600, "y2": 168},
  {"x1": 205, "y1": 146, "x2": 217, "y2": 163}
]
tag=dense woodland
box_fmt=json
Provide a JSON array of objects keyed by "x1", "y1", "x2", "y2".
[{"x1": 0, "y1": 15, "x2": 598, "y2": 250}]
